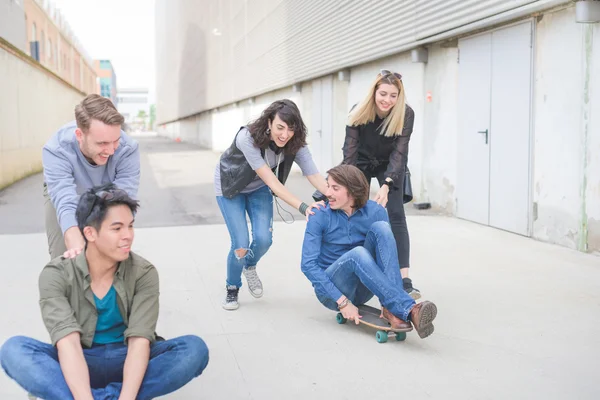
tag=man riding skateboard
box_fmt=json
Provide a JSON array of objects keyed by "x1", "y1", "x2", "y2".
[{"x1": 300, "y1": 165, "x2": 437, "y2": 339}]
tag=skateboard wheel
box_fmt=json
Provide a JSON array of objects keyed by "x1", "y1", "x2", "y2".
[
  {"x1": 375, "y1": 331, "x2": 388, "y2": 343},
  {"x1": 394, "y1": 332, "x2": 407, "y2": 341},
  {"x1": 336, "y1": 313, "x2": 347, "y2": 324}
]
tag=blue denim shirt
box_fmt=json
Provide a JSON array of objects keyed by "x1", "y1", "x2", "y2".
[{"x1": 301, "y1": 200, "x2": 390, "y2": 302}]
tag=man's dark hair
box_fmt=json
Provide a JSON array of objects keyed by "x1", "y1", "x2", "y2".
[
  {"x1": 76, "y1": 183, "x2": 139, "y2": 235},
  {"x1": 326, "y1": 165, "x2": 370, "y2": 209},
  {"x1": 247, "y1": 99, "x2": 308, "y2": 155}
]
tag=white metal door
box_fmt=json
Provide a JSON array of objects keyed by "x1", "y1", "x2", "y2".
[
  {"x1": 311, "y1": 77, "x2": 334, "y2": 173},
  {"x1": 457, "y1": 33, "x2": 492, "y2": 225},
  {"x1": 488, "y1": 22, "x2": 533, "y2": 236}
]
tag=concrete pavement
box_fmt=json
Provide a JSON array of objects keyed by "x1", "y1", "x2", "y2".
[
  {"x1": 0, "y1": 134, "x2": 598, "y2": 399},
  {"x1": 0, "y1": 133, "x2": 433, "y2": 235}
]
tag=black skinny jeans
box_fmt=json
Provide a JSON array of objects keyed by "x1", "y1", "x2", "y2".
[{"x1": 362, "y1": 167, "x2": 410, "y2": 269}]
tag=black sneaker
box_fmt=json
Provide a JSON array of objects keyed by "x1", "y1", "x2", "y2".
[
  {"x1": 403, "y1": 277, "x2": 422, "y2": 300},
  {"x1": 223, "y1": 285, "x2": 240, "y2": 310}
]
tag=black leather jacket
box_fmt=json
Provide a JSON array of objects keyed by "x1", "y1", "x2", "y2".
[{"x1": 220, "y1": 127, "x2": 296, "y2": 199}]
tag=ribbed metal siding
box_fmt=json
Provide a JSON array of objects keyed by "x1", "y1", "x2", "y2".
[
  {"x1": 156, "y1": 0, "x2": 560, "y2": 123},
  {"x1": 416, "y1": 0, "x2": 537, "y2": 39}
]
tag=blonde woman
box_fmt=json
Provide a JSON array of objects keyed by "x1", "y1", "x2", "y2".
[{"x1": 341, "y1": 70, "x2": 420, "y2": 299}]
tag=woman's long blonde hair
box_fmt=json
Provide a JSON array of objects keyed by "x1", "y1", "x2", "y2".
[{"x1": 348, "y1": 72, "x2": 406, "y2": 137}]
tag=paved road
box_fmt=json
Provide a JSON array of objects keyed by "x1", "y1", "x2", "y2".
[
  {"x1": 1, "y1": 134, "x2": 597, "y2": 399},
  {"x1": 0, "y1": 133, "x2": 436, "y2": 235}
]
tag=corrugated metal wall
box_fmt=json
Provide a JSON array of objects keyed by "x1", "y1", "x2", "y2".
[{"x1": 156, "y1": 0, "x2": 557, "y2": 123}]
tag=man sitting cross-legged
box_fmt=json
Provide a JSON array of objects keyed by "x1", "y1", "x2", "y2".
[
  {"x1": 301, "y1": 165, "x2": 437, "y2": 338},
  {"x1": 0, "y1": 183, "x2": 209, "y2": 400}
]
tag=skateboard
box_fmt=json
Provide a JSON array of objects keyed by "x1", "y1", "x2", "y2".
[{"x1": 336, "y1": 304, "x2": 408, "y2": 343}]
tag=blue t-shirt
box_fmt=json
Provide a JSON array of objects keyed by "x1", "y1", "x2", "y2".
[{"x1": 93, "y1": 286, "x2": 126, "y2": 345}]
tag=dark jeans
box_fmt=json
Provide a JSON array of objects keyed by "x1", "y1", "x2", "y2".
[
  {"x1": 0, "y1": 335, "x2": 209, "y2": 400},
  {"x1": 362, "y1": 167, "x2": 410, "y2": 269}
]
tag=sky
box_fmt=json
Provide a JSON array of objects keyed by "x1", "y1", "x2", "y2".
[{"x1": 51, "y1": 0, "x2": 155, "y2": 98}]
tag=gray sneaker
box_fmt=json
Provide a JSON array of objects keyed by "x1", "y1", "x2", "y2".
[
  {"x1": 222, "y1": 285, "x2": 239, "y2": 310},
  {"x1": 242, "y1": 266, "x2": 263, "y2": 298},
  {"x1": 403, "y1": 277, "x2": 422, "y2": 300}
]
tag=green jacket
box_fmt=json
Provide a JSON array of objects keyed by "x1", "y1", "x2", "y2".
[{"x1": 39, "y1": 251, "x2": 159, "y2": 348}]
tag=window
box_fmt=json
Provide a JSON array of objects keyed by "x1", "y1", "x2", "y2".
[
  {"x1": 40, "y1": 31, "x2": 45, "y2": 57},
  {"x1": 47, "y1": 38, "x2": 52, "y2": 63},
  {"x1": 100, "y1": 78, "x2": 112, "y2": 98},
  {"x1": 31, "y1": 23, "x2": 36, "y2": 41},
  {"x1": 99, "y1": 60, "x2": 112, "y2": 70}
]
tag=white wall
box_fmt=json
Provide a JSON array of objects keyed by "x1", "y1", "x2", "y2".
[
  {"x1": 0, "y1": 39, "x2": 84, "y2": 189},
  {"x1": 155, "y1": 0, "x2": 567, "y2": 124},
  {"x1": 532, "y1": 7, "x2": 599, "y2": 252},
  {"x1": 157, "y1": 85, "x2": 305, "y2": 153},
  {"x1": 421, "y1": 43, "x2": 460, "y2": 212},
  {"x1": 156, "y1": 5, "x2": 600, "y2": 254},
  {"x1": 588, "y1": 19, "x2": 600, "y2": 253},
  {"x1": 343, "y1": 44, "x2": 459, "y2": 212},
  {"x1": 346, "y1": 53, "x2": 426, "y2": 194},
  {"x1": 0, "y1": 1, "x2": 27, "y2": 53}
]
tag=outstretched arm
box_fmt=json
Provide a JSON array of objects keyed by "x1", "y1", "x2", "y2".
[
  {"x1": 306, "y1": 173, "x2": 328, "y2": 196},
  {"x1": 256, "y1": 166, "x2": 313, "y2": 215}
]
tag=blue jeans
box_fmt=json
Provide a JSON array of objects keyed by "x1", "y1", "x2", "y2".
[
  {"x1": 0, "y1": 335, "x2": 209, "y2": 400},
  {"x1": 216, "y1": 185, "x2": 274, "y2": 287},
  {"x1": 318, "y1": 221, "x2": 416, "y2": 320}
]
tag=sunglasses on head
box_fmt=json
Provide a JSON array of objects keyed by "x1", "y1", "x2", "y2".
[
  {"x1": 79, "y1": 188, "x2": 129, "y2": 224},
  {"x1": 94, "y1": 188, "x2": 128, "y2": 200},
  {"x1": 380, "y1": 69, "x2": 402, "y2": 80}
]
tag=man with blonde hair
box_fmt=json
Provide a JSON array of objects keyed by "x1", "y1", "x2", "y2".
[{"x1": 42, "y1": 94, "x2": 140, "y2": 259}]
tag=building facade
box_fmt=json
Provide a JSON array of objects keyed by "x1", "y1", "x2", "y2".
[
  {"x1": 22, "y1": 0, "x2": 97, "y2": 94},
  {"x1": 0, "y1": 0, "x2": 27, "y2": 53},
  {"x1": 94, "y1": 59, "x2": 118, "y2": 105},
  {"x1": 116, "y1": 87, "x2": 151, "y2": 131},
  {"x1": 155, "y1": 0, "x2": 600, "y2": 254}
]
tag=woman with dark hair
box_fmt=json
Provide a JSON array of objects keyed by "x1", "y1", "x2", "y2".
[
  {"x1": 341, "y1": 70, "x2": 421, "y2": 299},
  {"x1": 214, "y1": 99, "x2": 328, "y2": 310}
]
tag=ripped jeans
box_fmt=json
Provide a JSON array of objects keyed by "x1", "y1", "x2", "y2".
[{"x1": 216, "y1": 185, "x2": 274, "y2": 288}]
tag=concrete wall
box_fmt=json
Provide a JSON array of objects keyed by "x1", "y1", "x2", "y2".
[
  {"x1": 338, "y1": 42, "x2": 460, "y2": 213},
  {"x1": 156, "y1": 5, "x2": 599, "y2": 254},
  {"x1": 587, "y1": 18, "x2": 600, "y2": 254},
  {"x1": 0, "y1": 38, "x2": 84, "y2": 190},
  {"x1": 0, "y1": 0, "x2": 27, "y2": 53},
  {"x1": 533, "y1": 7, "x2": 600, "y2": 253},
  {"x1": 345, "y1": 52, "x2": 427, "y2": 198},
  {"x1": 158, "y1": 86, "x2": 306, "y2": 153},
  {"x1": 155, "y1": 0, "x2": 570, "y2": 124}
]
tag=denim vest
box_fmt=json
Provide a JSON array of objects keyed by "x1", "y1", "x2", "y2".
[{"x1": 220, "y1": 127, "x2": 296, "y2": 199}]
